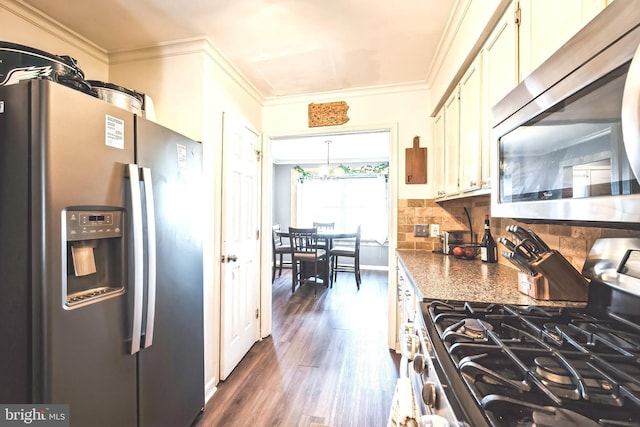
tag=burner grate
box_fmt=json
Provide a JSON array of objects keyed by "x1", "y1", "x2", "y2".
[{"x1": 426, "y1": 300, "x2": 640, "y2": 426}]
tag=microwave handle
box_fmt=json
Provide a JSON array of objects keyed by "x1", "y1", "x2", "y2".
[{"x1": 622, "y1": 43, "x2": 640, "y2": 183}]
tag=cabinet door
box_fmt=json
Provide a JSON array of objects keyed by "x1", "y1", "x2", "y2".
[
  {"x1": 433, "y1": 109, "x2": 446, "y2": 198},
  {"x1": 444, "y1": 89, "x2": 460, "y2": 197},
  {"x1": 482, "y1": 1, "x2": 518, "y2": 189},
  {"x1": 397, "y1": 263, "x2": 416, "y2": 326},
  {"x1": 459, "y1": 55, "x2": 482, "y2": 192},
  {"x1": 519, "y1": 0, "x2": 606, "y2": 80}
]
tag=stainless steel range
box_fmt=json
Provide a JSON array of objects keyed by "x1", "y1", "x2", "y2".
[
  {"x1": 390, "y1": 264, "x2": 467, "y2": 426},
  {"x1": 418, "y1": 238, "x2": 640, "y2": 427}
]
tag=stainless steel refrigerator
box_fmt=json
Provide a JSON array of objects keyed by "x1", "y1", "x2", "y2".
[{"x1": 0, "y1": 79, "x2": 204, "y2": 427}]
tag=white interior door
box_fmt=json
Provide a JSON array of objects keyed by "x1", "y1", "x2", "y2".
[{"x1": 220, "y1": 112, "x2": 261, "y2": 380}]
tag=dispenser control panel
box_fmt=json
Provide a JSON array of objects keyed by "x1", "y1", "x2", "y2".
[
  {"x1": 62, "y1": 207, "x2": 126, "y2": 309},
  {"x1": 65, "y1": 209, "x2": 124, "y2": 241}
]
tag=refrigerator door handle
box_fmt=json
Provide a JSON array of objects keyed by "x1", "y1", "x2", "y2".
[
  {"x1": 128, "y1": 163, "x2": 144, "y2": 355},
  {"x1": 142, "y1": 167, "x2": 157, "y2": 348}
]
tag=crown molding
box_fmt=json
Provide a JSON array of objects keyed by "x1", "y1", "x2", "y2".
[
  {"x1": 426, "y1": 0, "x2": 472, "y2": 86},
  {"x1": 108, "y1": 37, "x2": 264, "y2": 104},
  {"x1": 0, "y1": 0, "x2": 108, "y2": 64},
  {"x1": 263, "y1": 81, "x2": 430, "y2": 107}
]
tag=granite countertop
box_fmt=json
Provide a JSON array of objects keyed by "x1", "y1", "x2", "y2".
[{"x1": 396, "y1": 250, "x2": 586, "y2": 307}]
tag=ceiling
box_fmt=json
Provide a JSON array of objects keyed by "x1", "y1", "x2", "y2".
[{"x1": 21, "y1": 0, "x2": 457, "y2": 99}]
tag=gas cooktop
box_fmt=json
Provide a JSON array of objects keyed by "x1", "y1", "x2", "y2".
[{"x1": 423, "y1": 300, "x2": 640, "y2": 426}]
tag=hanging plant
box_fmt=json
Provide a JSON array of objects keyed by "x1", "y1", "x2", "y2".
[
  {"x1": 293, "y1": 162, "x2": 389, "y2": 180},
  {"x1": 293, "y1": 165, "x2": 315, "y2": 180}
]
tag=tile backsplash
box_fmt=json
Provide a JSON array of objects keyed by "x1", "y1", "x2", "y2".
[{"x1": 398, "y1": 195, "x2": 640, "y2": 271}]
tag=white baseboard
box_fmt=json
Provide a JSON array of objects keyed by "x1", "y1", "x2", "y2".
[
  {"x1": 205, "y1": 378, "x2": 217, "y2": 404},
  {"x1": 360, "y1": 264, "x2": 389, "y2": 271}
]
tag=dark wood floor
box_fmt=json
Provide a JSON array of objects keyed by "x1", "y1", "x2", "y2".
[{"x1": 196, "y1": 269, "x2": 401, "y2": 427}]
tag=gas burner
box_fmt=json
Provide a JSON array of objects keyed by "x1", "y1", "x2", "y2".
[
  {"x1": 482, "y1": 394, "x2": 604, "y2": 427},
  {"x1": 459, "y1": 318, "x2": 493, "y2": 339},
  {"x1": 531, "y1": 407, "x2": 601, "y2": 427},
  {"x1": 534, "y1": 357, "x2": 574, "y2": 386},
  {"x1": 534, "y1": 357, "x2": 615, "y2": 393}
]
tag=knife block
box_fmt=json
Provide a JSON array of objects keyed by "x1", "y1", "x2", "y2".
[
  {"x1": 517, "y1": 272, "x2": 550, "y2": 300},
  {"x1": 523, "y1": 251, "x2": 589, "y2": 301}
]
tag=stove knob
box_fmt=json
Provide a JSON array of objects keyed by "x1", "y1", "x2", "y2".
[
  {"x1": 413, "y1": 354, "x2": 428, "y2": 376},
  {"x1": 422, "y1": 381, "x2": 437, "y2": 408},
  {"x1": 403, "y1": 419, "x2": 419, "y2": 427},
  {"x1": 403, "y1": 334, "x2": 419, "y2": 360},
  {"x1": 419, "y1": 329, "x2": 432, "y2": 353}
]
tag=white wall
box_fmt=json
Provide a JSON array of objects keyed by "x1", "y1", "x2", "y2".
[
  {"x1": 263, "y1": 84, "x2": 431, "y2": 200},
  {"x1": 0, "y1": 0, "x2": 108, "y2": 81}
]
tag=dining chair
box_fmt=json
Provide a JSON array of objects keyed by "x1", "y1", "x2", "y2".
[
  {"x1": 329, "y1": 225, "x2": 362, "y2": 289},
  {"x1": 313, "y1": 221, "x2": 335, "y2": 251},
  {"x1": 272, "y1": 224, "x2": 291, "y2": 282},
  {"x1": 288, "y1": 227, "x2": 327, "y2": 295},
  {"x1": 313, "y1": 222, "x2": 335, "y2": 231}
]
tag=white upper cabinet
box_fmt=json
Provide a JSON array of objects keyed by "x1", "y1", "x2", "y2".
[
  {"x1": 431, "y1": 0, "x2": 611, "y2": 201},
  {"x1": 444, "y1": 89, "x2": 460, "y2": 197},
  {"x1": 518, "y1": 0, "x2": 608, "y2": 80},
  {"x1": 433, "y1": 109, "x2": 446, "y2": 198},
  {"x1": 459, "y1": 55, "x2": 483, "y2": 193},
  {"x1": 482, "y1": 1, "x2": 518, "y2": 189}
]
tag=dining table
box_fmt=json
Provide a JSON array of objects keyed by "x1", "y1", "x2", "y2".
[{"x1": 277, "y1": 229, "x2": 358, "y2": 288}]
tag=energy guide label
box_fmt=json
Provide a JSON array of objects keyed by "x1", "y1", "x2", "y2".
[
  {"x1": 177, "y1": 144, "x2": 187, "y2": 167},
  {"x1": 105, "y1": 115, "x2": 125, "y2": 149}
]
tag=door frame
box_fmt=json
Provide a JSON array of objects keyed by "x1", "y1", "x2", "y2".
[{"x1": 260, "y1": 122, "x2": 399, "y2": 342}]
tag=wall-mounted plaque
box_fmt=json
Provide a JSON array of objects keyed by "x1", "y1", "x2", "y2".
[{"x1": 308, "y1": 101, "x2": 350, "y2": 127}]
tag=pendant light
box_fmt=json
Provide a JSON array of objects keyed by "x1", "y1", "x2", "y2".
[{"x1": 318, "y1": 140, "x2": 332, "y2": 177}]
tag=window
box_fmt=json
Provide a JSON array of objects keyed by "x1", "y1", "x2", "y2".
[{"x1": 295, "y1": 174, "x2": 389, "y2": 243}]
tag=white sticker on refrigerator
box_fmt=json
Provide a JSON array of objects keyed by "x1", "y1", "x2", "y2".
[
  {"x1": 0, "y1": 101, "x2": 4, "y2": 113},
  {"x1": 105, "y1": 115, "x2": 125, "y2": 149},
  {"x1": 177, "y1": 144, "x2": 187, "y2": 167}
]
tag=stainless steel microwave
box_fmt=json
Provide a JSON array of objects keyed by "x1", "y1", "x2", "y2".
[{"x1": 491, "y1": 0, "x2": 640, "y2": 226}]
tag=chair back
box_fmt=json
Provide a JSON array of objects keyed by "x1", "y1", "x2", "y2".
[
  {"x1": 332, "y1": 225, "x2": 362, "y2": 252},
  {"x1": 313, "y1": 222, "x2": 335, "y2": 231},
  {"x1": 272, "y1": 224, "x2": 282, "y2": 249},
  {"x1": 354, "y1": 224, "x2": 362, "y2": 254},
  {"x1": 289, "y1": 227, "x2": 321, "y2": 256}
]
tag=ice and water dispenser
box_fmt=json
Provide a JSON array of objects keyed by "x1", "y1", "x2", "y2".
[{"x1": 62, "y1": 208, "x2": 125, "y2": 309}]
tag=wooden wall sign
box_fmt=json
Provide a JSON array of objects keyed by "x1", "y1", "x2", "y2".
[
  {"x1": 405, "y1": 136, "x2": 427, "y2": 184},
  {"x1": 308, "y1": 101, "x2": 349, "y2": 127}
]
